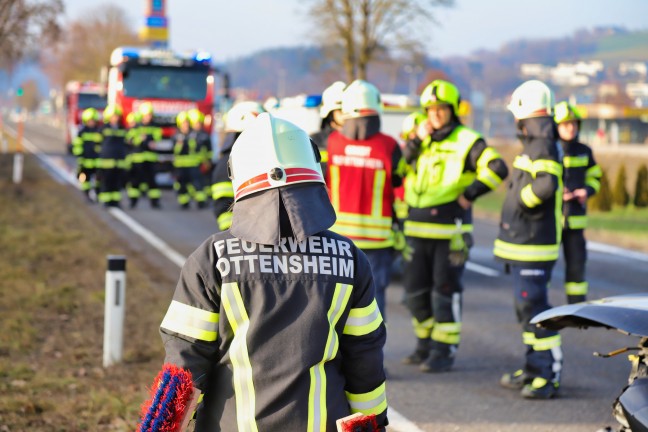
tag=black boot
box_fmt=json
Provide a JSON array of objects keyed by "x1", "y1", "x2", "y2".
[
  {"x1": 420, "y1": 350, "x2": 454, "y2": 373},
  {"x1": 567, "y1": 294, "x2": 586, "y2": 304},
  {"x1": 151, "y1": 198, "x2": 161, "y2": 209},
  {"x1": 521, "y1": 377, "x2": 559, "y2": 399},
  {"x1": 500, "y1": 369, "x2": 532, "y2": 390},
  {"x1": 401, "y1": 338, "x2": 431, "y2": 365},
  {"x1": 129, "y1": 197, "x2": 138, "y2": 209}
]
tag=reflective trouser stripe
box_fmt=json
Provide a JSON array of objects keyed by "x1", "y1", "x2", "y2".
[
  {"x1": 345, "y1": 382, "x2": 387, "y2": 416},
  {"x1": 160, "y1": 300, "x2": 219, "y2": 342},
  {"x1": 308, "y1": 283, "x2": 353, "y2": 432},
  {"x1": 431, "y1": 322, "x2": 462, "y2": 345},
  {"x1": 494, "y1": 239, "x2": 559, "y2": 262},
  {"x1": 221, "y1": 282, "x2": 258, "y2": 432},
  {"x1": 148, "y1": 188, "x2": 161, "y2": 199},
  {"x1": 218, "y1": 212, "x2": 233, "y2": 230},
  {"x1": 98, "y1": 191, "x2": 122, "y2": 203},
  {"x1": 343, "y1": 299, "x2": 383, "y2": 336},
  {"x1": 412, "y1": 317, "x2": 434, "y2": 339},
  {"x1": 404, "y1": 221, "x2": 473, "y2": 239},
  {"x1": 523, "y1": 332, "x2": 562, "y2": 351},
  {"x1": 566, "y1": 215, "x2": 587, "y2": 229},
  {"x1": 565, "y1": 281, "x2": 588, "y2": 295}
]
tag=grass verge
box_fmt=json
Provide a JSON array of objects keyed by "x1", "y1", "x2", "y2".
[{"x1": 0, "y1": 152, "x2": 172, "y2": 431}]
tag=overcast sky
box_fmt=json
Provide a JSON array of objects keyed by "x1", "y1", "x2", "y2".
[{"x1": 63, "y1": 0, "x2": 648, "y2": 61}]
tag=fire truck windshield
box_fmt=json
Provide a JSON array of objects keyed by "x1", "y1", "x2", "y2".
[
  {"x1": 78, "y1": 93, "x2": 107, "y2": 110},
  {"x1": 122, "y1": 65, "x2": 208, "y2": 101}
]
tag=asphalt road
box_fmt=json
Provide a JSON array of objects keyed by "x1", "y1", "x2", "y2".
[{"x1": 15, "y1": 119, "x2": 648, "y2": 432}]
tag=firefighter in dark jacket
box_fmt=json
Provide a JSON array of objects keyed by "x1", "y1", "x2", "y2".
[
  {"x1": 554, "y1": 101, "x2": 602, "y2": 304},
  {"x1": 97, "y1": 104, "x2": 128, "y2": 208},
  {"x1": 401, "y1": 80, "x2": 508, "y2": 373},
  {"x1": 159, "y1": 112, "x2": 388, "y2": 431},
  {"x1": 326, "y1": 79, "x2": 402, "y2": 322},
  {"x1": 311, "y1": 80, "x2": 346, "y2": 174},
  {"x1": 211, "y1": 101, "x2": 264, "y2": 230},
  {"x1": 187, "y1": 108, "x2": 213, "y2": 199},
  {"x1": 72, "y1": 108, "x2": 102, "y2": 201},
  {"x1": 127, "y1": 102, "x2": 162, "y2": 209},
  {"x1": 172, "y1": 111, "x2": 207, "y2": 209},
  {"x1": 496, "y1": 80, "x2": 564, "y2": 399}
]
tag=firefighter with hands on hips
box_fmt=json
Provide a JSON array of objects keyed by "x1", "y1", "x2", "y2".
[
  {"x1": 72, "y1": 107, "x2": 103, "y2": 202},
  {"x1": 211, "y1": 101, "x2": 265, "y2": 231},
  {"x1": 495, "y1": 80, "x2": 564, "y2": 399},
  {"x1": 401, "y1": 80, "x2": 508, "y2": 373},
  {"x1": 325, "y1": 79, "x2": 403, "y2": 322},
  {"x1": 97, "y1": 104, "x2": 128, "y2": 208},
  {"x1": 158, "y1": 112, "x2": 388, "y2": 431},
  {"x1": 187, "y1": 108, "x2": 214, "y2": 199},
  {"x1": 127, "y1": 102, "x2": 163, "y2": 209},
  {"x1": 554, "y1": 101, "x2": 602, "y2": 304},
  {"x1": 171, "y1": 111, "x2": 208, "y2": 209},
  {"x1": 311, "y1": 80, "x2": 347, "y2": 173}
]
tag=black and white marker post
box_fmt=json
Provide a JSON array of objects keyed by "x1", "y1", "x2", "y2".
[{"x1": 103, "y1": 255, "x2": 126, "y2": 367}]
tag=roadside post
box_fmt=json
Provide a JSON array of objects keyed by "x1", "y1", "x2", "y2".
[
  {"x1": 103, "y1": 255, "x2": 126, "y2": 368},
  {"x1": 12, "y1": 113, "x2": 24, "y2": 184}
]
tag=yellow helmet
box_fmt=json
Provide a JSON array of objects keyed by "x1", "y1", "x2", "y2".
[
  {"x1": 138, "y1": 102, "x2": 154, "y2": 116},
  {"x1": 401, "y1": 111, "x2": 427, "y2": 140},
  {"x1": 176, "y1": 111, "x2": 189, "y2": 128},
  {"x1": 81, "y1": 108, "x2": 99, "y2": 124},
  {"x1": 320, "y1": 81, "x2": 347, "y2": 118},
  {"x1": 340, "y1": 79, "x2": 382, "y2": 118},
  {"x1": 187, "y1": 108, "x2": 205, "y2": 126},
  {"x1": 228, "y1": 113, "x2": 324, "y2": 202},
  {"x1": 554, "y1": 101, "x2": 582, "y2": 124},
  {"x1": 508, "y1": 80, "x2": 554, "y2": 120},
  {"x1": 420, "y1": 80, "x2": 461, "y2": 114},
  {"x1": 103, "y1": 104, "x2": 123, "y2": 121}
]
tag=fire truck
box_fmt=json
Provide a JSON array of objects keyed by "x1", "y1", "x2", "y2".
[
  {"x1": 107, "y1": 46, "x2": 216, "y2": 184},
  {"x1": 64, "y1": 81, "x2": 107, "y2": 152}
]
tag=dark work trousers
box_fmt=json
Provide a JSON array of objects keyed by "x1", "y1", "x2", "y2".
[
  {"x1": 404, "y1": 237, "x2": 464, "y2": 356},
  {"x1": 128, "y1": 161, "x2": 160, "y2": 202},
  {"x1": 511, "y1": 263, "x2": 563, "y2": 384},
  {"x1": 174, "y1": 166, "x2": 207, "y2": 207},
  {"x1": 562, "y1": 228, "x2": 588, "y2": 303},
  {"x1": 364, "y1": 248, "x2": 393, "y2": 322},
  {"x1": 98, "y1": 167, "x2": 124, "y2": 206}
]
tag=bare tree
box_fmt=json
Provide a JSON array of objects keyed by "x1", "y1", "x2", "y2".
[
  {"x1": 306, "y1": 0, "x2": 453, "y2": 82},
  {"x1": 0, "y1": 0, "x2": 63, "y2": 68},
  {"x1": 43, "y1": 4, "x2": 139, "y2": 87}
]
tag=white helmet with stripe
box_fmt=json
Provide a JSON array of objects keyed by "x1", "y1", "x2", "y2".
[
  {"x1": 225, "y1": 101, "x2": 265, "y2": 132},
  {"x1": 508, "y1": 80, "x2": 555, "y2": 120},
  {"x1": 228, "y1": 113, "x2": 324, "y2": 202},
  {"x1": 319, "y1": 81, "x2": 347, "y2": 118}
]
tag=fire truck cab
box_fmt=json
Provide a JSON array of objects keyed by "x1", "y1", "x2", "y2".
[
  {"x1": 64, "y1": 81, "x2": 107, "y2": 152},
  {"x1": 107, "y1": 46, "x2": 215, "y2": 184}
]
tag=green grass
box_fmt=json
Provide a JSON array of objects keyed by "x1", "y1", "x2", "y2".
[{"x1": 592, "y1": 31, "x2": 648, "y2": 61}]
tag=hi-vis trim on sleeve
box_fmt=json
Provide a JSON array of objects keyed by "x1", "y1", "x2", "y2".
[
  {"x1": 345, "y1": 382, "x2": 388, "y2": 416},
  {"x1": 308, "y1": 283, "x2": 353, "y2": 432},
  {"x1": 343, "y1": 299, "x2": 383, "y2": 336},
  {"x1": 217, "y1": 212, "x2": 233, "y2": 231},
  {"x1": 221, "y1": 282, "x2": 259, "y2": 432},
  {"x1": 212, "y1": 181, "x2": 234, "y2": 200},
  {"x1": 160, "y1": 300, "x2": 219, "y2": 342},
  {"x1": 532, "y1": 159, "x2": 562, "y2": 177},
  {"x1": 562, "y1": 155, "x2": 589, "y2": 168},
  {"x1": 520, "y1": 184, "x2": 542, "y2": 208},
  {"x1": 476, "y1": 147, "x2": 504, "y2": 190}
]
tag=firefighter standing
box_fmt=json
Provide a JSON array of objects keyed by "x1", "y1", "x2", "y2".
[
  {"x1": 326, "y1": 79, "x2": 402, "y2": 321},
  {"x1": 211, "y1": 101, "x2": 264, "y2": 230},
  {"x1": 97, "y1": 104, "x2": 128, "y2": 208},
  {"x1": 555, "y1": 101, "x2": 602, "y2": 304},
  {"x1": 495, "y1": 80, "x2": 564, "y2": 399},
  {"x1": 187, "y1": 108, "x2": 213, "y2": 200},
  {"x1": 311, "y1": 80, "x2": 347, "y2": 172},
  {"x1": 401, "y1": 80, "x2": 508, "y2": 373},
  {"x1": 72, "y1": 108, "x2": 103, "y2": 202},
  {"x1": 127, "y1": 102, "x2": 162, "y2": 209},
  {"x1": 172, "y1": 111, "x2": 208, "y2": 209},
  {"x1": 159, "y1": 113, "x2": 388, "y2": 431}
]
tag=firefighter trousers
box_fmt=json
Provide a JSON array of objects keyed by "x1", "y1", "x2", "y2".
[
  {"x1": 364, "y1": 248, "x2": 393, "y2": 322},
  {"x1": 174, "y1": 166, "x2": 207, "y2": 207},
  {"x1": 404, "y1": 237, "x2": 464, "y2": 355},
  {"x1": 98, "y1": 168, "x2": 124, "y2": 207},
  {"x1": 128, "y1": 161, "x2": 161, "y2": 203},
  {"x1": 562, "y1": 228, "x2": 588, "y2": 303},
  {"x1": 511, "y1": 263, "x2": 562, "y2": 385}
]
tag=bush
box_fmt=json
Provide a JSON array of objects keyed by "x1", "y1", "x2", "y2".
[
  {"x1": 589, "y1": 169, "x2": 613, "y2": 212},
  {"x1": 612, "y1": 164, "x2": 630, "y2": 207},
  {"x1": 635, "y1": 164, "x2": 648, "y2": 208}
]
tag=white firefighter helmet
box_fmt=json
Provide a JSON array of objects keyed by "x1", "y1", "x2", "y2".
[
  {"x1": 228, "y1": 113, "x2": 324, "y2": 202},
  {"x1": 508, "y1": 80, "x2": 555, "y2": 120},
  {"x1": 319, "y1": 81, "x2": 347, "y2": 118},
  {"x1": 225, "y1": 101, "x2": 265, "y2": 132},
  {"x1": 340, "y1": 79, "x2": 383, "y2": 118}
]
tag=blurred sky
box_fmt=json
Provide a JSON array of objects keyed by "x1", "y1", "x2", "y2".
[{"x1": 63, "y1": 0, "x2": 648, "y2": 61}]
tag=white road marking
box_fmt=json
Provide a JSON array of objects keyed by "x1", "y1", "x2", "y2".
[
  {"x1": 588, "y1": 241, "x2": 648, "y2": 263},
  {"x1": 466, "y1": 261, "x2": 500, "y2": 277}
]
